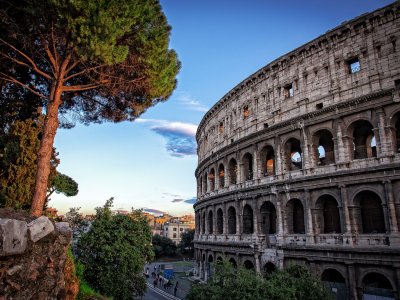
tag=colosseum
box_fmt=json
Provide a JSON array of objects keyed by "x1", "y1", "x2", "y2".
[{"x1": 193, "y1": 2, "x2": 400, "y2": 299}]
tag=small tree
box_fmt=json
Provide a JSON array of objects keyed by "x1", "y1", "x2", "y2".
[
  {"x1": 178, "y1": 229, "x2": 195, "y2": 258},
  {"x1": 46, "y1": 172, "x2": 79, "y2": 201},
  {"x1": 77, "y1": 198, "x2": 154, "y2": 299},
  {"x1": 152, "y1": 234, "x2": 177, "y2": 258}
]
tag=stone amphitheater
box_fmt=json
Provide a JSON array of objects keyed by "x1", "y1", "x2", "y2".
[{"x1": 193, "y1": 2, "x2": 400, "y2": 299}]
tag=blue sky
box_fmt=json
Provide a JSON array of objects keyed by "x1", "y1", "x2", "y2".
[{"x1": 51, "y1": 0, "x2": 394, "y2": 215}]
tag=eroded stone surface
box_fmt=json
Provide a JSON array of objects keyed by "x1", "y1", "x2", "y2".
[
  {"x1": 0, "y1": 218, "x2": 27, "y2": 256},
  {"x1": 28, "y1": 216, "x2": 54, "y2": 242}
]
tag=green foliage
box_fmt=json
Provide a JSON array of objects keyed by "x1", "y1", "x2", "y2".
[
  {"x1": 0, "y1": 118, "x2": 42, "y2": 209},
  {"x1": 47, "y1": 172, "x2": 79, "y2": 200},
  {"x1": 178, "y1": 229, "x2": 195, "y2": 258},
  {"x1": 77, "y1": 198, "x2": 154, "y2": 299},
  {"x1": 152, "y1": 233, "x2": 177, "y2": 258},
  {"x1": 187, "y1": 261, "x2": 333, "y2": 300}
]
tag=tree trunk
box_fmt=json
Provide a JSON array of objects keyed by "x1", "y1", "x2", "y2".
[{"x1": 30, "y1": 83, "x2": 62, "y2": 217}]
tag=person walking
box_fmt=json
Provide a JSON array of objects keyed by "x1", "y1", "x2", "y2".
[
  {"x1": 174, "y1": 281, "x2": 179, "y2": 296},
  {"x1": 153, "y1": 278, "x2": 157, "y2": 288}
]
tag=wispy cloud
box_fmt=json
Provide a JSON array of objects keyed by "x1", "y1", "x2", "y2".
[
  {"x1": 137, "y1": 119, "x2": 197, "y2": 157},
  {"x1": 176, "y1": 92, "x2": 209, "y2": 113},
  {"x1": 184, "y1": 197, "x2": 197, "y2": 204}
]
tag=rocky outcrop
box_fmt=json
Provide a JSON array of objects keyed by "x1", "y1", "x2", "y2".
[{"x1": 0, "y1": 209, "x2": 72, "y2": 299}]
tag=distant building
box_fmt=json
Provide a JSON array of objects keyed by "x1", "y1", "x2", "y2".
[
  {"x1": 163, "y1": 221, "x2": 193, "y2": 245},
  {"x1": 45, "y1": 207, "x2": 58, "y2": 218}
]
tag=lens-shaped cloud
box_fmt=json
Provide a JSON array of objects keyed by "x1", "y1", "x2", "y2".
[{"x1": 137, "y1": 119, "x2": 197, "y2": 157}]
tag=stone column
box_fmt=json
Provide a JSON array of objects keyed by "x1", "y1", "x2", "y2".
[
  {"x1": 236, "y1": 198, "x2": 241, "y2": 235},
  {"x1": 223, "y1": 202, "x2": 227, "y2": 235},
  {"x1": 253, "y1": 147, "x2": 259, "y2": 180},
  {"x1": 335, "y1": 121, "x2": 348, "y2": 163},
  {"x1": 340, "y1": 185, "x2": 352, "y2": 234},
  {"x1": 384, "y1": 180, "x2": 399, "y2": 233},
  {"x1": 254, "y1": 254, "x2": 261, "y2": 273},
  {"x1": 305, "y1": 189, "x2": 314, "y2": 244},
  {"x1": 377, "y1": 109, "x2": 391, "y2": 157},
  {"x1": 253, "y1": 200, "x2": 259, "y2": 235},
  {"x1": 275, "y1": 137, "x2": 283, "y2": 176},
  {"x1": 301, "y1": 125, "x2": 312, "y2": 170},
  {"x1": 347, "y1": 264, "x2": 359, "y2": 300},
  {"x1": 276, "y1": 196, "x2": 284, "y2": 235},
  {"x1": 213, "y1": 205, "x2": 217, "y2": 235}
]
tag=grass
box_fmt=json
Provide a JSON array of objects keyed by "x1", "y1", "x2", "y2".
[{"x1": 78, "y1": 279, "x2": 111, "y2": 300}]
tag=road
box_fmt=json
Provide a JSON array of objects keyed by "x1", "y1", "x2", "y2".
[{"x1": 142, "y1": 283, "x2": 181, "y2": 300}]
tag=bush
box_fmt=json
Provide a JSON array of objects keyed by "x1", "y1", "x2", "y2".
[
  {"x1": 77, "y1": 198, "x2": 153, "y2": 299},
  {"x1": 187, "y1": 261, "x2": 333, "y2": 300}
]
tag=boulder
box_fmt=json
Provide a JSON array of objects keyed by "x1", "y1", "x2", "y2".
[
  {"x1": 0, "y1": 218, "x2": 28, "y2": 256},
  {"x1": 28, "y1": 216, "x2": 54, "y2": 242}
]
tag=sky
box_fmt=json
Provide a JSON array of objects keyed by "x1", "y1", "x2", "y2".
[{"x1": 51, "y1": 0, "x2": 395, "y2": 216}]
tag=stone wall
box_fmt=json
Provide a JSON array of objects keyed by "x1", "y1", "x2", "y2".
[{"x1": 0, "y1": 209, "x2": 72, "y2": 299}]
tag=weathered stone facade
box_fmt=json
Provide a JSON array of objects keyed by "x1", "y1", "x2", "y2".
[{"x1": 194, "y1": 2, "x2": 400, "y2": 299}]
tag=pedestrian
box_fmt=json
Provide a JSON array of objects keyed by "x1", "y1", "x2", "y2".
[
  {"x1": 174, "y1": 281, "x2": 179, "y2": 296},
  {"x1": 153, "y1": 278, "x2": 157, "y2": 288}
]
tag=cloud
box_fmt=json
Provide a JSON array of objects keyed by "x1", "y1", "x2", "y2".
[
  {"x1": 172, "y1": 198, "x2": 184, "y2": 203},
  {"x1": 184, "y1": 198, "x2": 197, "y2": 204},
  {"x1": 144, "y1": 208, "x2": 166, "y2": 215},
  {"x1": 137, "y1": 119, "x2": 197, "y2": 157},
  {"x1": 176, "y1": 92, "x2": 209, "y2": 112}
]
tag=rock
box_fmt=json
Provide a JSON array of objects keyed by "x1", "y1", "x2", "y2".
[
  {"x1": 0, "y1": 218, "x2": 27, "y2": 256},
  {"x1": 7, "y1": 265, "x2": 23, "y2": 276},
  {"x1": 28, "y1": 216, "x2": 54, "y2": 242},
  {"x1": 55, "y1": 222, "x2": 72, "y2": 236}
]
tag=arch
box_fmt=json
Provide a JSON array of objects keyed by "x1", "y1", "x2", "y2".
[
  {"x1": 208, "y1": 254, "x2": 214, "y2": 263},
  {"x1": 321, "y1": 269, "x2": 347, "y2": 300},
  {"x1": 284, "y1": 138, "x2": 302, "y2": 171},
  {"x1": 229, "y1": 257, "x2": 237, "y2": 268},
  {"x1": 228, "y1": 206, "x2": 237, "y2": 234},
  {"x1": 218, "y1": 164, "x2": 225, "y2": 188},
  {"x1": 312, "y1": 129, "x2": 335, "y2": 166},
  {"x1": 243, "y1": 260, "x2": 254, "y2": 270},
  {"x1": 263, "y1": 262, "x2": 276, "y2": 276},
  {"x1": 208, "y1": 210, "x2": 214, "y2": 234},
  {"x1": 354, "y1": 191, "x2": 386, "y2": 233},
  {"x1": 259, "y1": 145, "x2": 275, "y2": 176},
  {"x1": 390, "y1": 111, "x2": 400, "y2": 153},
  {"x1": 362, "y1": 272, "x2": 394, "y2": 299},
  {"x1": 260, "y1": 201, "x2": 277, "y2": 234},
  {"x1": 315, "y1": 195, "x2": 341, "y2": 234},
  {"x1": 350, "y1": 120, "x2": 376, "y2": 159},
  {"x1": 286, "y1": 199, "x2": 305, "y2": 234},
  {"x1": 209, "y1": 169, "x2": 215, "y2": 191},
  {"x1": 202, "y1": 211, "x2": 206, "y2": 234},
  {"x1": 203, "y1": 172, "x2": 208, "y2": 193},
  {"x1": 199, "y1": 176, "x2": 203, "y2": 196},
  {"x1": 242, "y1": 204, "x2": 254, "y2": 234},
  {"x1": 228, "y1": 158, "x2": 237, "y2": 184},
  {"x1": 242, "y1": 152, "x2": 254, "y2": 180},
  {"x1": 216, "y1": 208, "x2": 223, "y2": 234}
]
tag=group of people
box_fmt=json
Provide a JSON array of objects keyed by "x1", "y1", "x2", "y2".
[{"x1": 147, "y1": 265, "x2": 180, "y2": 297}]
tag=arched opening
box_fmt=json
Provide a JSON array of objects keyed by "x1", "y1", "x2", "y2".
[
  {"x1": 285, "y1": 138, "x2": 302, "y2": 171},
  {"x1": 395, "y1": 117, "x2": 400, "y2": 153},
  {"x1": 243, "y1": 260, "x2": 254, "y2": 270},
  {"x1": 286, "y1": 199, "x2": 305, "y2": 234},
  {"x1": 218, "y1": 164, "x2": 225, "y2": 188},
  {"x1": 316, "y1": 195, "x2": 341, "y2": 234},
  {"x1": 203, "y1": 172, "x2": 208, "y2": 193},
  {"x1": 208, "y1": 210, "x2": 214, "y2": 234},
  {"x1": 228, "y1": 158, "x2": 237, "y2": 185},
  {"x1": 260, "y1": 202, "x2": 276, "y2": 234},
  {"x1": 229, "y1": 258, "x2": 237, "y2": 268},
  {"x1": 260, "y1": 146, "x2": 275, "y2": 176},
  {"x1": 199, "y1": 176, "x2": 203, "y2": 196},
  {"x1": 242, "y1": 153, "x2": 254, "y2": 181},
  {"x1": 313, "y1": 130, "x2": 335, "y2": 166},
  {"x1": 208, "y1": 255, "x2": 214, "y2": 277},
  {"x1": 263, "y1": 262, "x2": 276, "y2": 277},
  {"x1": 202, "y1": 212, "x2": 206, "y2": 234},
  {"x1": 362, "y1": 273, "x2": 394, "y2": 299},
  {"x1": 216, "y1": 256, "x2": 223, "y2": 265},
  {"x1": 354, "y1": 191, "x2": 386, "y2": 233},
  {"x1": 228, "y1": 206, "x2": 236, "y2": 234},
  {"x1": 351, "y1": 120, "x2": 376, "y2": 159},
  {"x1": 242, "y1": 204, "x2": 254, "y2": 234},
  {"x1": 216, "y1": 208, "x2": 223, "y2": 234},
  {"x1": 209, "y1": 169, "x2": 215, "y2": 192},
  {"x1": 321, "y1": 269, "x2": 347, "y2": 300}
]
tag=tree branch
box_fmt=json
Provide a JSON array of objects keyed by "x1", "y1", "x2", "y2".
[
  {"x1": 0, "y1": 73, "x2": 47, "y2": 99},
  {"x1": 64, "y1": 64, "x2": 107, "y2": 82},
  {"x1": 62, "y1": 83, "x2": 105, "y2": 92},
  {"x1": 0, "y1": 39, "x2": 52, "y2": 80}
]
